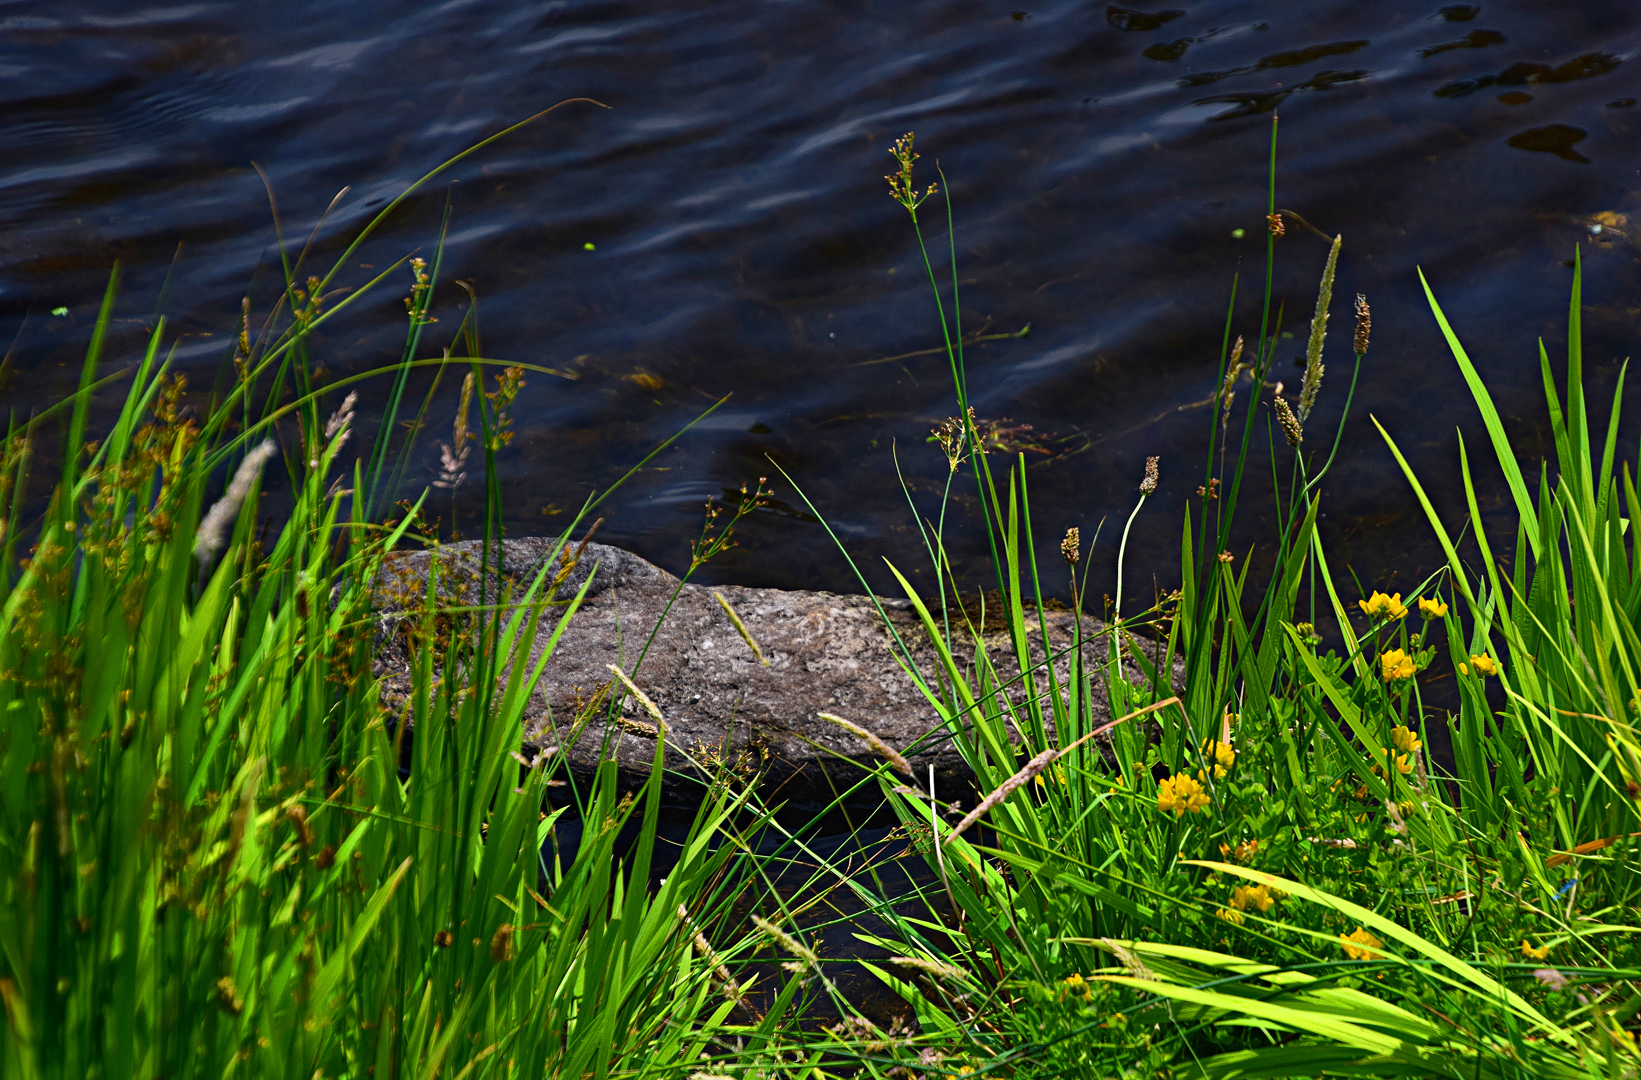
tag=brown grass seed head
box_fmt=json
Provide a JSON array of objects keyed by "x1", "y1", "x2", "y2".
[
  {"x1": 1274, "y1": 393, "x2": 1303, "y2": 448},
  {"x1": 1061, "y1": 526, "x2": 1080, "y2": 566},
  {"x1": 607, "y1": 664, "x2": 666, "y2": 733},
  {"x1": 195, "y1": 440, "x2": 278, "y2": 560},
  {"x1": 889, "y1": 955, "x2": 971, "y2": 982},
  {"x1": 1219, "y1": 335, "x2": 1247, "y2": 428},
  {"x1": 818, "y1": 712, "x2": 912, "y2": 776},
  {"x1": 1297, "y1": 234, "x2": 1341, "y2": 427},
  {"x1": 751, "y1": 915, "x2": 819, "y2": 967},
  {"x1": 489, "y1": 923, "x2": 515, "y2": 962},
  {"x1": 235, "y1": 296, "x2": 252, "y2": 370},
  {"x1": 949, "y1": 746, "x2": 1061, "y2": 840},
  {"x1": 434, "y1": 370, "x2": 475, "y2": 491},
  {"x1": 1354, "y1": 293, "x2": 1371, "y2": 356},
  {"x1": 679, "y1": 904, "x2": 743, "y2": 1000},
  {"x1": 1139, "y1": 456, "x2": 1159, "y2": 496}
]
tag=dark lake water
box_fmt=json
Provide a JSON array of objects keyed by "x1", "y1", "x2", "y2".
[{"x1": 4, "y1": 0, "x2": 1640, "y2": 607}]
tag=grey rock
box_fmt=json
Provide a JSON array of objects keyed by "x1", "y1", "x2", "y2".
[{"x1": 372, "y1": 538, "x2": 1173, "y2": 814}]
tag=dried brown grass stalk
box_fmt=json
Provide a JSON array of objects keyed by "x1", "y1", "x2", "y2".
[
  {"x1": 949, "y1": 746, "x2": 1058, "y2": 839},
  {"x1": 818, "y1": 712, "x2": 913, "y2": 776},
  {"x1": 944, "y1": 697, "x2": 1180, "y2": 843}
]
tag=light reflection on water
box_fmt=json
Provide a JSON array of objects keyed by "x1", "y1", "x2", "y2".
[{"x1": 0, "y1": 0, "x2": 1637, "y2": 607}]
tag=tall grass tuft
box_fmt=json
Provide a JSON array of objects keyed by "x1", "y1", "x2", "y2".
[
  {"x1": 773, "y1": 121, "x2": 1641, "y2": 1078},
  {"x1": 0, "y1": 109, "x2": 792, "y2": 1080}
]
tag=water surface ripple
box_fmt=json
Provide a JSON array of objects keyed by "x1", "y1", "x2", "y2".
[{"x1": 3, "y1": 0, "x2": 1638, "y2": 598}]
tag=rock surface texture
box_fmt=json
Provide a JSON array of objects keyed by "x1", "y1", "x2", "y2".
[{"x1": 373, "y1": 538, "x2": 1172, "y2": 813}]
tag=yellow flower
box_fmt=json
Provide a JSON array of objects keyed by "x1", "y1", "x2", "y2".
[
  {"x1": 1340, "y1": 927, "x2": 1384, "y2": 961},
  {"x1": 1156, "y1": 772, "x2": 1210, "y2": 816},
  {"x1": 1457, "y1": 653, "x2": 1499, "y2": 676},
  {"x1": 1522, "y1": 940, "x2": 1551, "y2": 961},
  {"x1": 1390, "y1": 725, "x2": 1422, "y2": 755},
  {"x1": 1230, "y1": 883, "x2": 1275, "y2": 914},
  {"x1": 1215, "y1": 907, "x2": 1245, "y2": 926},
  {"x1": 1061, "y1": 972, "x2": 1093, "y2": 1002},
  {"x1": 1372, "y1": 740, "x2": 1414, "y2": 778},
  {"x1": 1202, "y1": 739, "x2": 1236, "y2": 777},
  {"x1": 1359, "y1": 591, "x2": 1408, "y2": 620},
  {"x1": 1417, "y1": 596, "x2": 1448, "y2": 620},
  {"x1": 1380, "y1": 648, "x2": 1416, "y2": 681},
  {"x1": 1033, "y1": 764, "x2": 1067, "y2": 787},
  {"x1": 1219, "y1": 838, "x2": 1259, "y2": 862}
]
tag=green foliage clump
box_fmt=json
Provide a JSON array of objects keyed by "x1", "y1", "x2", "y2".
[
  {"x1": 0, "y1": 110, "x2": 797, "y2": 1079},
  {"x1": 786, "y1": 122, "x2": 1641, "y2": 1078},
  {"x1": 4, "y1": 111, "x2": 1641, "y2": 1080}
]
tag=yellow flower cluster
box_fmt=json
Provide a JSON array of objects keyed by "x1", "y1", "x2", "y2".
[
  {"x1": 1458, "y1": 654, "x2": 1499, "y2": 677},
  {"x1": 1417, "y1": 596, "x2": 1448, "y2": 619},
  {"x1": 1372, "y1": 751, "x2": 1414, "y2": 779},
  {"x1": 1521, "y1": 940, "x2": 1551, "y2": 961},
  {"x1": 1380, "y1": 648, "x2": 1416, "y2": 681},
  {"x1": 1370, "y1": 725, "x2": 1421, "y2": 779},
  {"x1": 1217, "y1": 882, "x2": 1277, "y2": 927},
  {"x1": 1201, "y1": 739, "x2": 1236, "y2": 778},
  {"x1": 1340, "y1": 927, "x2": 1384, "y2": 960},
  {"x1": 1231, "y1": 883, "x2": 1275, "y2": 914},
  {"x1": 1061, "y1": 972, "x2": 1094, "y2": 1003},
  {"x1": 1360, "y1": 591, "x2": 1449, "y2": 622},
  {"x1": 1156, "y1": 773, "x2": 1209, "y2": 816},
  {"x1": 1358, "y1": 591, "x2": 1408, "y2": 620}
]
